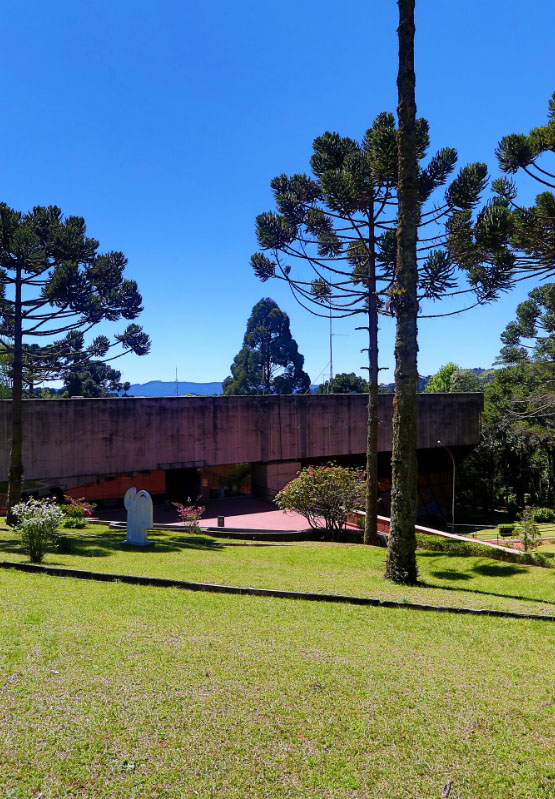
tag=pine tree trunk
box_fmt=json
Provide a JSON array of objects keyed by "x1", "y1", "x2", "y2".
[
  {"x1": 6, "y1": 264, "x2": 24, "y2": 526},
  {"x1": 547, "y1": 452, "x2": 553, "y2": 507},
  {"x1": 385, "y1": 0, "x2": 419, "y2": 583},
  {"x1": 364, "y1": 209, "x2": 379, "y2": 546}
]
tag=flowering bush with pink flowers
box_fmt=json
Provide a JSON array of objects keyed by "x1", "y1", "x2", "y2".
[
  {"x1": 173, "y1": 499, "x2": 205, "y2": 532},
  {"x1": 275, "y1": 463, "x2": 366, "y2": 540},
  {"x1": 61, "y1": 496, "x2": 96, "y2": 528}
]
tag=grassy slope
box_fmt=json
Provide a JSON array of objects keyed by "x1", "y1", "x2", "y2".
[
  {"x1": 1, "y1": 525, "x2": 555, "y2": 616},
  {"x1": 1, "y1": 570, "x2": 554, "y2": 799}
]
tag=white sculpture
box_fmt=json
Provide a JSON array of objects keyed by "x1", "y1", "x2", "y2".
[{"x1": 123, "y1": 487, "x2": 154, "y2": 547}]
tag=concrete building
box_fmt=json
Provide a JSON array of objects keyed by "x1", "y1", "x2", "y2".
[{"x1": 0, "y1": 393, "x2": 483, "y2": 520}]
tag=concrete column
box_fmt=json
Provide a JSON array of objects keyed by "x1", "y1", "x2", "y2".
[{"x1": 251, "y1": 461, "x2": 301, "y2": 501}]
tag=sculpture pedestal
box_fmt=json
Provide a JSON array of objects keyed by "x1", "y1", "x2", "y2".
[{"x1": 121, "y1": 539, "x2": 155, "y2": 548}]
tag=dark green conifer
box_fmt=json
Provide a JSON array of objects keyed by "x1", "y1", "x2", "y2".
[{"x1": 223, "y1": 299, "x2": 310, "y2": 395}]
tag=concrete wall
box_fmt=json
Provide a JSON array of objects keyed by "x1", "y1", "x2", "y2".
[
  {"x1": 0, "y1": 393, "x2": 483, "y2": 484},
  {"x1": 252, "y1": 461, "x2": 302, "y2": 500}
]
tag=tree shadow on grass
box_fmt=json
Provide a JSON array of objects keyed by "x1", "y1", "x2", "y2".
[
  {"x1": 471, "y1": 563, "x2": 525, "y2": 578},
  {"x1": 414, "y1": 551, "x2": 555, "y2": 607},
  {"x1": 0, "y1": 536, "x2": 25, "y2": 557},
  {"x1": 0, "y1": 530, "x2": 225, "y2": 561},
  {"x1": 428, "y1": 563, "x2": 529, "y2": 581},
  {"x1": 418, "y1": 579, "x2": 555, "y2": 608},
  {"x1": 430, "y1": 569, "x2": 473, "y2": 582},
  {"x1": 417, "y1": 575, "x2": 555, "y2": 609},
  {"x1": 132, "y1": 533, "x2": 225, "y2": 553},
  {"x1": 418, "y1": 551, "x2": 528, "y2": 576}
]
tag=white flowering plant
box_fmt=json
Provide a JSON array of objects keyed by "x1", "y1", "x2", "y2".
[{"x1": 11, "y1": 497, "x2": 65, "y2": 563}]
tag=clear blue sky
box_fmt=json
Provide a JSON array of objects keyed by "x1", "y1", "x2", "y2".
[{"x1": 2, "y1": 0, "x2": 555, "y2": 385}]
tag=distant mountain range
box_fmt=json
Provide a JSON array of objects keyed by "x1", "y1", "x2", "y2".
[
  {"x1": 127, "y1": 369, "x2": 493, "y2": 398},
  {"x1": 127, "y1": 380, "x2": 322, "y2": 396},
  {"x1": 127, "y1": 380, "x2": 224, "y2": 396},
  {"x1": 126, "y1": 378, "x2": 424, "y2": 397}
]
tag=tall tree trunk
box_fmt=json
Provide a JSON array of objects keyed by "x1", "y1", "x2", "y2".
[
  {"x1": 385, "y1": 0, "x2": 419, "y2": 583},
  {"x1": 364, "y1": 207, "x2": 379, "y2": 545},
  {"x1": 548, "y1": 450, "x2": 554, "y2": 506},
  {"x1": 6, "y1": 264, "x2": 24, "y2": 525},
  {"x1": 265, "y1": 354, "x2": 271, "y2": 394}
]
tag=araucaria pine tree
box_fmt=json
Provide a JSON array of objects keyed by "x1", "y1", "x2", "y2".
[
  {"x1": 385, "y1": 0, "x2": 420, "y2": 583},
  {"x1": 491, "y1": 90, "x2": 555, "y2": 280},
  {"x1": 249, "y1": 86, "x2": 497, "y2": 548},
  {"x1": 0, "y1": 204, "x2": 150, "y2": 522}
]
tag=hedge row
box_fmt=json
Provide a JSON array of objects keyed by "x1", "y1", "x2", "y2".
[{"x1": 415, "y1": 533, "x2": 554, "y2": 568}]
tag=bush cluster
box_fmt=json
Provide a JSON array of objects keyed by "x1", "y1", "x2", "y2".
[
  {"x1": 415, "y1": 532, "x2": 553, "y2": 568},
  {"x1": 61, "y1": 496, "x2": 96, "y2": 528},
  {"x1": 529, "y1": 507, "x2": 555, "y2": 523},
  {"x1": 12, "y1": 497, "x2": 65, "y2": 563},
  {"x1": 275, "y1": 463, "x2": 366, "y2": 540}
]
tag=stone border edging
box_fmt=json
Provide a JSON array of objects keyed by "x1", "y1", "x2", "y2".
[{"x1": 1, "y1": 560, "x2": 553, "y2": 622}]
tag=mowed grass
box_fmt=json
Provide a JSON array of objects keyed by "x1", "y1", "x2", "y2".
[
  {"x1": 1, "y1": 569, "x2": 554, "y2": 799},
  {"x1": 1, "y1": 524, "x2": 555, "y2": 616},
  {"x1": 471, "y1": 522, "x2": 555, "y2": 542}
]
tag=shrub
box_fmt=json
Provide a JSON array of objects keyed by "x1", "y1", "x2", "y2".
[
  {"x1": 12, "y1": 497, "x2": 64, "y2": 563},
  {"x1": 173, "y1": 498, "x2": 205, "y2": 532},
  {"x1": 522, "y1": 551, "x2": 554, "y2": 567},
  {"x1": 530, "y1": 507, "x2": 555, "y2": 523},
  {"x1": 415, "y1": 532, "x2": 552, "y2": 567},
  {"x1": 516, "y1": 508, "x2": 541, "y2": 553},
  {"x1": 416, "y1": 533, "x2": 485, "y2": 557},
  {"x1": 61, "y1": 496, "x2": 96, "y2": 528},
  {"x1": 275, "y1": 463, "x2": 366, "y2": 540},
  {"x1": 498, "y1": 524, "x2": 515, "y2": 538}
]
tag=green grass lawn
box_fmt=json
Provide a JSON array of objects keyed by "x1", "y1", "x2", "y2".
[
  {"x1": 0, "y1": 569, "x2": 554, "y2": 799},
  {"x1": 464, "y1": 524, "x2": 555, "y2": 557},
  {"x1": 466, "y1": 528, "x2": 509, "y2": 540},
  {"x1": 470, "y1": 522, "x2": 555, "y2": 541},
  {"x1": 1, "y1": 523, "x2": 555, "y2": 616}
]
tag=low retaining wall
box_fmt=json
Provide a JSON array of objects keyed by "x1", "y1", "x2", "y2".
[
  {"x1": 352, "y1": 513, "x2": 525, "y2": 556},
  {"x1": 1, "y1": 560, "x2": 552, "y2": 622}
]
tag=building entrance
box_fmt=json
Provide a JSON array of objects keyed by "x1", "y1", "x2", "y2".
[{"x1": 165, "y1": 468, "x2": 201, "y2": 503}]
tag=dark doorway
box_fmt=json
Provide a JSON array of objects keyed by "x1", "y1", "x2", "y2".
[{"x1": 165, "y1": 468, "x2": 201, "y2": 503}]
